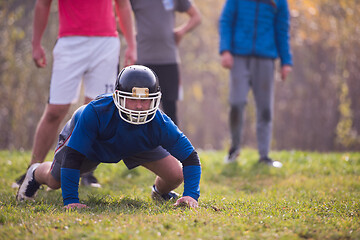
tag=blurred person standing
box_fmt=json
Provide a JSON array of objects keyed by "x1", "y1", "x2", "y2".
[
  {"x1": 219, "y1": 0, "x2": 293, "y2": 167},
  {"x1": 130, "y1": 0, "x2": 201, "y2": 124},
  {"x1": 14, "y1": 0, "x2": 136, "y2": 187}
]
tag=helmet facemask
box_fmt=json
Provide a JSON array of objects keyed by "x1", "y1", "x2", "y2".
[{"x1": 113, "y1": 87, "x2": 161, "y2": 125}]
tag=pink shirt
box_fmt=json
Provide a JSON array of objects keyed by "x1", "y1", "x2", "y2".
[{"x1": 58, "y1": 0, "x2": 118, "y2": 37}]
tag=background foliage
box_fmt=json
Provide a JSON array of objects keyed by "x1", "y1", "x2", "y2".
[{"x1": 1, "y1": 0, "x2": 359, "y2": 152}]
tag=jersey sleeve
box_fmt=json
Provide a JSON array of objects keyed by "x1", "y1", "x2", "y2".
[
  {"x1": 67, "y1": 104, "x2": 100, "y2": 157},
  {"x1": 182, "y1": 150, "x2": 201, "y2": 200},
  {"x1": 61, "y1": 146, "x2": 85, "y2": 206}
]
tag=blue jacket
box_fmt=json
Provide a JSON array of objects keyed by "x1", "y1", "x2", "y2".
[{"x1": 219, "y1": 0, "x2": 292, "y2": 66}]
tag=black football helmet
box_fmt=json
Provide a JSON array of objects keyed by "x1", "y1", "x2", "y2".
[{"x1": 113, "y1": 65, "x2": 161, "y2": 124}]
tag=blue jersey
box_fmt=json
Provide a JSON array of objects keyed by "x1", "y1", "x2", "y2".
[{"x1": 68, "y1": 94, "x2": 194, "y2": 163}]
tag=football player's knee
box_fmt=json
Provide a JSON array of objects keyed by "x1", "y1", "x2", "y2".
[
  {"x1": 170, "y1": 172, "x2": 183, "y2": 186},
  {"x1": 47, "y1": 176, "x2": 61, "y2": 190}
]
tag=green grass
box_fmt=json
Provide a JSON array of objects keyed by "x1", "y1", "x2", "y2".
[{"x1": 0, "y1": 149, "x2": 359, "y2": 239}]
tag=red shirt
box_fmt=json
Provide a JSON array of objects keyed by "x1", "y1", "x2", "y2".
[{"x1": 58, "y1": 0, "x2": 118, "y2": 37}]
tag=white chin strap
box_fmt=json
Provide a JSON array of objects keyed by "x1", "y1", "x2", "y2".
[{"x1": 113, "y1": 90, "x2": 161, "y2": 125}]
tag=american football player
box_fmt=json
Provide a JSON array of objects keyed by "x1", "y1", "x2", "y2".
[{"x1": 17, "y1": 65, "x2": 201, "y2": 209}]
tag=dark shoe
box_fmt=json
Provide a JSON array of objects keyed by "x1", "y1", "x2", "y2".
[
  {"x1": 81, "y1": 172, "x2": 101, "y2": 188},
  {"x1": 259, "y1": 156, "x2": 283, "y2": 168},
  {"x1": 151, "y1": 185, "x2": 179, "y2": 202},
  {"x1": 16, "y1": 163, "x2": 41, "y2": 201},
  {"x1": 224, "y1": 147, "x2": 240, "y2": 163},
  {"x1": 12, "y1": 172, "x2": 26, "y2": 189}
]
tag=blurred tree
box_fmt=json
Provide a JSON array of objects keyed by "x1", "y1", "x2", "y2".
[
  {"x1": 0, "y1": 0, "x2": 57, "y2": 150},
  {"x1": 0, "y1": 0, "x2": 359, "y2": 152}
]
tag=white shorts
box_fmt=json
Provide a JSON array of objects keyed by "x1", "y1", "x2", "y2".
[{"x1": 49, "y1": 36, "x2": 120, "y2": 104}]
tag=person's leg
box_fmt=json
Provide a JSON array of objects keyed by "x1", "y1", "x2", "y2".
[
  {"x1": 14, "y1": 103, "x2": 70, "y2": 187},
  {"x1": 80, "y1": 171, "x2": 101, "y2": 187},
  {"x1": 144, "y1": 64, "x2": 179, "y2": 124},
  {"x1": 16, "y1": 161, "x2": 60, "y2": 201},
  {"x1": 141, "y1": 155, "x2": 183, "y2": 195},
  {"x1": 17, "y1": 114, "x2": 79, "y2": 201},
  {"x1": 250, "y1": 58, "x2": 275, "y2": 159},
  {"x1": 226, "y1": 56, "x2": 251, "y2": 162},
  {"x1": 14, "y1": 104, "x2": 74, "y2": 188},
  {"x1": 30, "y1": 104, "x2": 70, "y2": 165},
  {"x1": 34, "y1": 162, "x2": 61, "y2": 189},
  {"x1": 161, "y1": 99, "x2": 177, "y2": 124},
  {"x1": 229, "y1": 103, "x2": 246, "y2": 152},
  {"x1": 17, "y1": 142, "x2": 101, "y2": 202},
  {"x1": 123, "y1": 147, "x2": 178, "y2": 200}
]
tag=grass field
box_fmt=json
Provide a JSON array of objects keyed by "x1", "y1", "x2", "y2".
[{"x1": 0, "y1": 149, "x2": 359, "y2": 239}]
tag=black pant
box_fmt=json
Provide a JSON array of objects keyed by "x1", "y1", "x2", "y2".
[
  {"x1": 141, "y1": 63, "x2": 179, "y2": 125},
  {"x1": 162, "y1": 99, "x2": 177, "y2": 125}
]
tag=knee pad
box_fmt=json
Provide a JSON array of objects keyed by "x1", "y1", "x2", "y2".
[
  {"x1": 261, "y1": 108, "x2": 272, "y2": 123},
  {"x1": 230, "y1": 102, "x2": 247, "y2": 122}
]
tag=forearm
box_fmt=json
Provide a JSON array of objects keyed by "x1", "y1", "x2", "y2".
[
  {"x1": 115, "y1": 0, "x2": 136, "y2": 50},
  {"x1": 181, "y1": 150, "x2": 201, "y2": 201},
  {"x1": 61, "y1": 168, "x2": 80, "y2": 206},
  {"x1": 183, "y1": 165, "x2": 201, "y2": 201},
  {"x1": 61, "y1": 146, "x2": 85, "y2": 206},
  {"x1": 175, "y1": 5, "x2": 201, "y2": 36},
  {"x1": 32, "y1": 0, "x2": 52, "y2": 47}
]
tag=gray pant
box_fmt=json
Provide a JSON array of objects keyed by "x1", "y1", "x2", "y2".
[{"x1": 229, "y1": 56, "x2": 275, "y2": 158}]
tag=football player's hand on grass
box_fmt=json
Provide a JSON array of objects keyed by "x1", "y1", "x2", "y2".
[
  {"x1": 174, "y1": 196, "x2": 198, "y2": 209},
  {"x1": 64, "y1": 203, "x2": 88, "y2": 209}
]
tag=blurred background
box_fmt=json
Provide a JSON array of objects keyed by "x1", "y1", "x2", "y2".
[{"x1": 1, "y1": 0, "x2": 359, "y2": 152}]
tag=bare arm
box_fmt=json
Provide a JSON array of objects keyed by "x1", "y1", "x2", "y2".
[
  {"x1": 32, "y1": 0, "x2": 52, "y2": 68},
  {"x1": 115, "y1": 0, "x2": 137, "y2": 66},
  {"x1": 174, "y1": 4, "x2": 202, "y2": 45}
]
